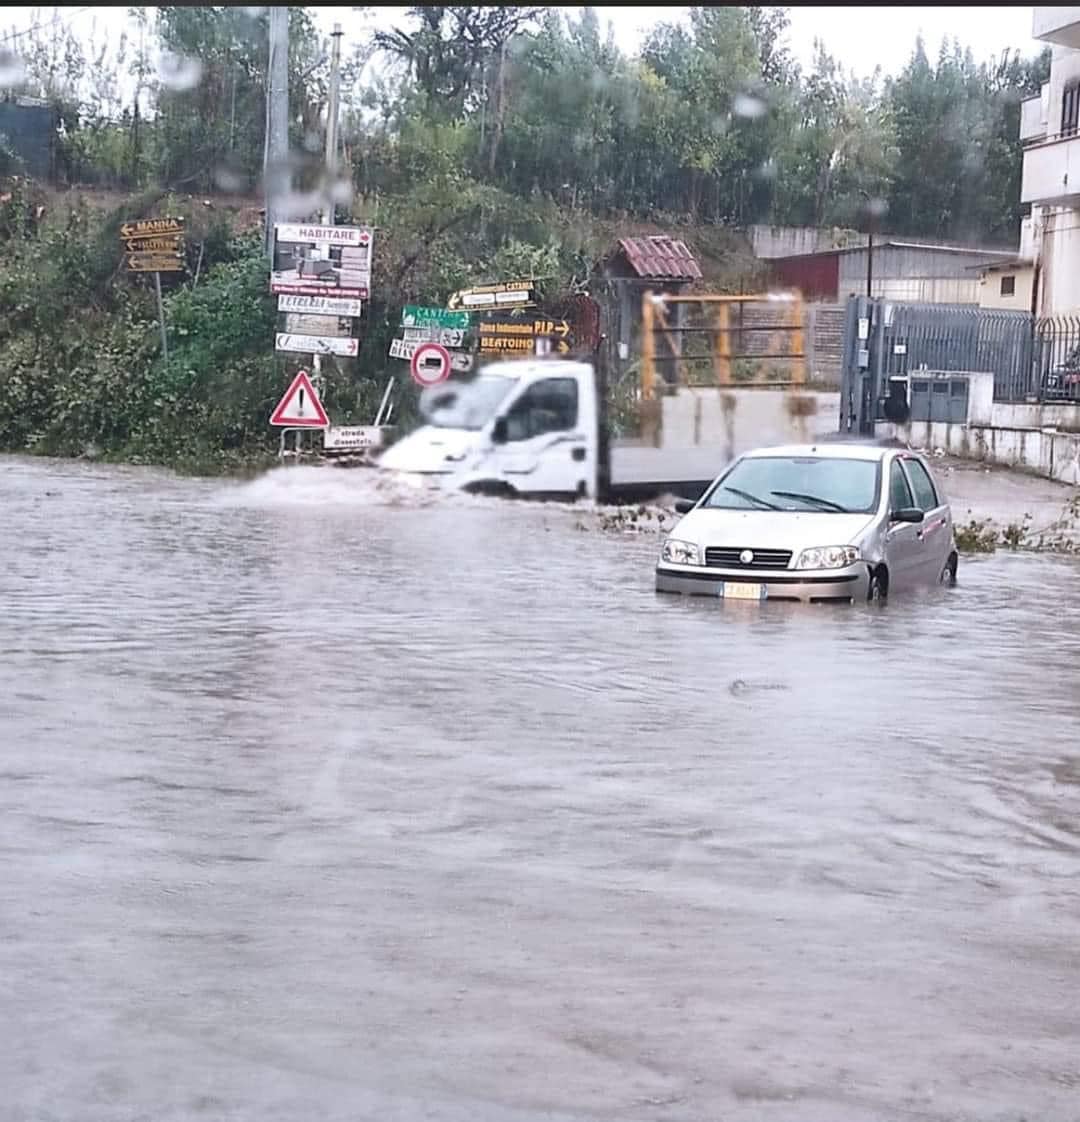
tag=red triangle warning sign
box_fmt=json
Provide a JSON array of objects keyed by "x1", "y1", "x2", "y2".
[{"x1": 269, "y1": 370, "x2": 329, "y2": 428}]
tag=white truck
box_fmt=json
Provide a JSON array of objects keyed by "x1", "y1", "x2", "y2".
[{"x1": 376, "y1": 358, "x2": 837, "y2": 504}]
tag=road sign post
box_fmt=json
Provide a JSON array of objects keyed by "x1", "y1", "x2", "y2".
[{"x1": 154, "y1": 271, "x2": 168, "y2": 366}]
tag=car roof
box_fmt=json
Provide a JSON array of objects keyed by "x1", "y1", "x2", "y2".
[{"x1": 742, "y1": 442, "x2": 893, "y2": 462}]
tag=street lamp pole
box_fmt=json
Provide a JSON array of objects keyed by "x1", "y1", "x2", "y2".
[{"x1": 866, "y1": 226, "x2": 874, "y2": 298}]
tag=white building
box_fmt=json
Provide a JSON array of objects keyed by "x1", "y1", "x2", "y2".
[{"x1": 1020, "y1": 7, "x2": 1080, "y2": 317}]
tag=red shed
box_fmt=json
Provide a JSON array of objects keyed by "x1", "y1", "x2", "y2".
[{"x1": 768, "y1": 251, "x2": 840, "y2": 301}]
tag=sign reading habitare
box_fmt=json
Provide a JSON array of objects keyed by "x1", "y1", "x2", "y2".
[
  {"x1": 271, "y1": 223, "x2": 373, "y2": 300},
  {"x1": 275, "y1": 224, "x2": 371, "y2": 247}
]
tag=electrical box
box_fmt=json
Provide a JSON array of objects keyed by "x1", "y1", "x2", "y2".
[{"x1": 909, "y1": 371, "x2": 970, "y2": 424}]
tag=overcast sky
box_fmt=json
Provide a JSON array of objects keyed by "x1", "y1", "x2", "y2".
[{"x1": 2, "y1": 5, "x2": 1041, "y2": 86}]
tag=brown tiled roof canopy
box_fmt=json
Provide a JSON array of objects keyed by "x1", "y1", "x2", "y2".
[{"x1": 616, "y1": 235, "x2": 702, "y2": 281}]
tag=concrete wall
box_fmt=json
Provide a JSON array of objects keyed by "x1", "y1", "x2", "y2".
[
  {"x1": 612, "y1": 388, "x2": 842, "y2": 487},
  {"x1": 750, "y1": 225, "x2": 864, "y2": 259},
  {"x1": 1034, "y1": 7, "x2": 1080, "y2": 48},
  {"x1": 887, "y1": 420, "x2": 1080, "y2": 485},
  {"x1": 1020, "y1": 89, "x2": 1049, "y2": 142},
  {"x1": 877, "y1": 388, "x2": 1080, "y2": 484},
  {"x1": 978, "y1": 265, "x2": 1035, "y2": 312},
  {"x1": 1037, "y1": 206, "x2": 1080, "y2": 315}
]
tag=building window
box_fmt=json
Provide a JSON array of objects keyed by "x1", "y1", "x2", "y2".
[
  {"x1": 1063, "y1": 81, "x2": 1080, "y2": 136},
  {"x1": 1000, "y1": 275, "x2": 1016, "y2": 296}
]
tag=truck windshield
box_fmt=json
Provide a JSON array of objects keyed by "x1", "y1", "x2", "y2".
[
  {"x1": 420, "y1": 375, "x2": 518, "y2": 431},
  {"x1": 703, "y1": 456, "x2": 881, "y2": 514}
]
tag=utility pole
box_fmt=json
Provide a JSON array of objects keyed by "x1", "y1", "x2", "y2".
[
  {"x1": 264, "y1": 6, "x2": 289, "y2": 254},
  {"x1": 313, "y1": 23, "x2": 344, "y2": 401},
  {"x1": 323, "y1": 23, "x2": 343, "y2": 229}
]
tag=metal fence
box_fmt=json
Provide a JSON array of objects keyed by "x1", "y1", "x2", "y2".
[
  {"x1": 875, "y1": 302, "x2": 1035, "y2": 401},
  {"x1": 1033, "y1": 316, "x2": 1080, "y2": 403}
]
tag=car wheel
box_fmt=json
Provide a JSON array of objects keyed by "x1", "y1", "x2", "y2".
[
  {"x1": 867, "y1": 566, "x2": 888, "y2": 602},
  {"x1": 941, "y1": 553, "x2": 958, "y2": 586}
]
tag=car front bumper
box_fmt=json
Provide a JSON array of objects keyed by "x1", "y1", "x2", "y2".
[{"x1": 655, "y1": 564, "x2": 869, "y2": 603}]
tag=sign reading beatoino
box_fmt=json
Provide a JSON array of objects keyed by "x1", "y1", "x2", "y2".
[{"x1": 271, "y1": 223, "x2": 374, "y2": 300}]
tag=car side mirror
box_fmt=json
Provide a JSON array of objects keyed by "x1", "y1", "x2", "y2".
[
  {"x1": 674, "y1": 499, "x2": 696, "y2": 514},
  {"x1": 491, "y1": 418, "x2": 508, "y2": 444},
  {"x1": 890, "y1": 507, "x2": 924, "y2": 524}
]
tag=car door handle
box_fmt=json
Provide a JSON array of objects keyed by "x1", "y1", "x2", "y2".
[{"x1": 571, "y1": 447, "x2": 586, "y2": 462}]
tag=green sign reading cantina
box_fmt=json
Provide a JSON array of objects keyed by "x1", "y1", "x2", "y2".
[{"x1": 401, "y1": 305, "x2": 472, "y2": 330}]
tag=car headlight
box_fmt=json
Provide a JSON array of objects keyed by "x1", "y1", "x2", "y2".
[
  {"x1": 661, "y1": 538, "x2": 701, "y2": 565},
  {"x1": 794, "y1": 545, "x2": 860, "y2": 570}
]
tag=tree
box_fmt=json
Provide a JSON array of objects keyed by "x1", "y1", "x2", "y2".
[{"x1": 373, "y1": 6, "x2": 542, "y2": 117}]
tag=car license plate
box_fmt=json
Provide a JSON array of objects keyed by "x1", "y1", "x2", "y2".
[{"x1": 719, "y1": 581, "x2": 766, "y2": 601}]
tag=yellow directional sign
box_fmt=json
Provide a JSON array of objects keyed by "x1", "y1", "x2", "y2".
[
  {"x1": 120, "y1": 217, "x2": 185, "y2": 240},
  {"x1": 126, "y1": 252, "x2": 185, "y2": 273},
  {"x1": 478, "y1": 318, "x2": 570, "y2": 338},
  {"x1": 478, "y1": 336, "x2": 570, "y2": 355},
  {"x1": 125, "y1": 235, "x2": 182, "y2": 253}
]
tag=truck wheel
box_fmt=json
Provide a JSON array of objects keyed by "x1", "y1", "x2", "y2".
[{"x1": 463, "y1": 480, "x2": 515, "y2": 499}]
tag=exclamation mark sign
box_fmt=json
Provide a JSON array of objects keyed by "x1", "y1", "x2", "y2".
[{"x1": 298, "y1": 387, "x2": 306, "y2": 416}]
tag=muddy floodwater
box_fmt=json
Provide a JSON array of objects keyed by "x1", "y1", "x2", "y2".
[{"x1": 3, "y1": 456, "x2": 1080, "y2": 1122}]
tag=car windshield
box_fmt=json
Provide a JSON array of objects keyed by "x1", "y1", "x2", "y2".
[
  {"x1": 703, "y1": 455, "x2": 880, "y2": 514},
  {"x1": 419, "y1": 375, "x2": 517, "y2": 431}
]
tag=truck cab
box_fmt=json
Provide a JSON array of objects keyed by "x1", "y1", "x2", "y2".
[{"x1": 377, "y1": 360, "x2": 599, "y2": 500}]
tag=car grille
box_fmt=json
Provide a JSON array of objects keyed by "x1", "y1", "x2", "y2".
[{"x1": 704, "y1": 547, "x2": 793, "y2": 570}]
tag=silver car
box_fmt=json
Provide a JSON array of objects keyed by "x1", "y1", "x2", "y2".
[{"x1": 655, "y1": 443, "x2": 958, "y2": 603}]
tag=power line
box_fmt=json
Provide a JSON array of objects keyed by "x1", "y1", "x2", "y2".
[{"x1": 2, "y1": 7, "x2": 94, "y2": 47}]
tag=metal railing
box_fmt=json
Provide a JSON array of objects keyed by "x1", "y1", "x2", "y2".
[
  {"x1": 875, "y1": 302, "x2": 1035, "y2": 401},
  {"x1": 1034, "y1": 315, "x2": 1080, "y2": 403},
  {"x1": 842, "y1": 296, "x2": 1080, "y2": 411}
]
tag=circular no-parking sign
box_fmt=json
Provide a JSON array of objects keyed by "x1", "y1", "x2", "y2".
[{"x1": 410, "y1": 342, "x2": 451, "y2": 387}]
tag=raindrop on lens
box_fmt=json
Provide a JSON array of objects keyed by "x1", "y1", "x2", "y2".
[
  {"x1": 330, "y1": 178, "x2": 353, "y2": 205},
  {"x1": 0, "y1": 48, "x2": 26, "y2": 89},
  {"x1": 733, "y1": 92, "x2": 766, "y2": 120},
  {"x1": 158, "y1": 51, "x2": 203, "y2": 91},
  {"x1": 213, "y1": 166, "x2": 245, "y2": 193}
]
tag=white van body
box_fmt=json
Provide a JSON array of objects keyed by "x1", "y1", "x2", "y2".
[{"x1": 377, "y1": 360, "x2": 600, "y2": 500}]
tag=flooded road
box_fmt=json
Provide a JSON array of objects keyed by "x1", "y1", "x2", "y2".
[{"x1": 3, "y1": 456, "x2": 1080, "y2": 1122}]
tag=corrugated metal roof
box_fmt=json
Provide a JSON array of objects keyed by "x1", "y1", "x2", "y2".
[
  {"x1": 616, "y1": 236, "x2": 702, "y2": 280},
  {"x1": 770, "y1": 239, "x2": 1015, "y2": 263}
]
